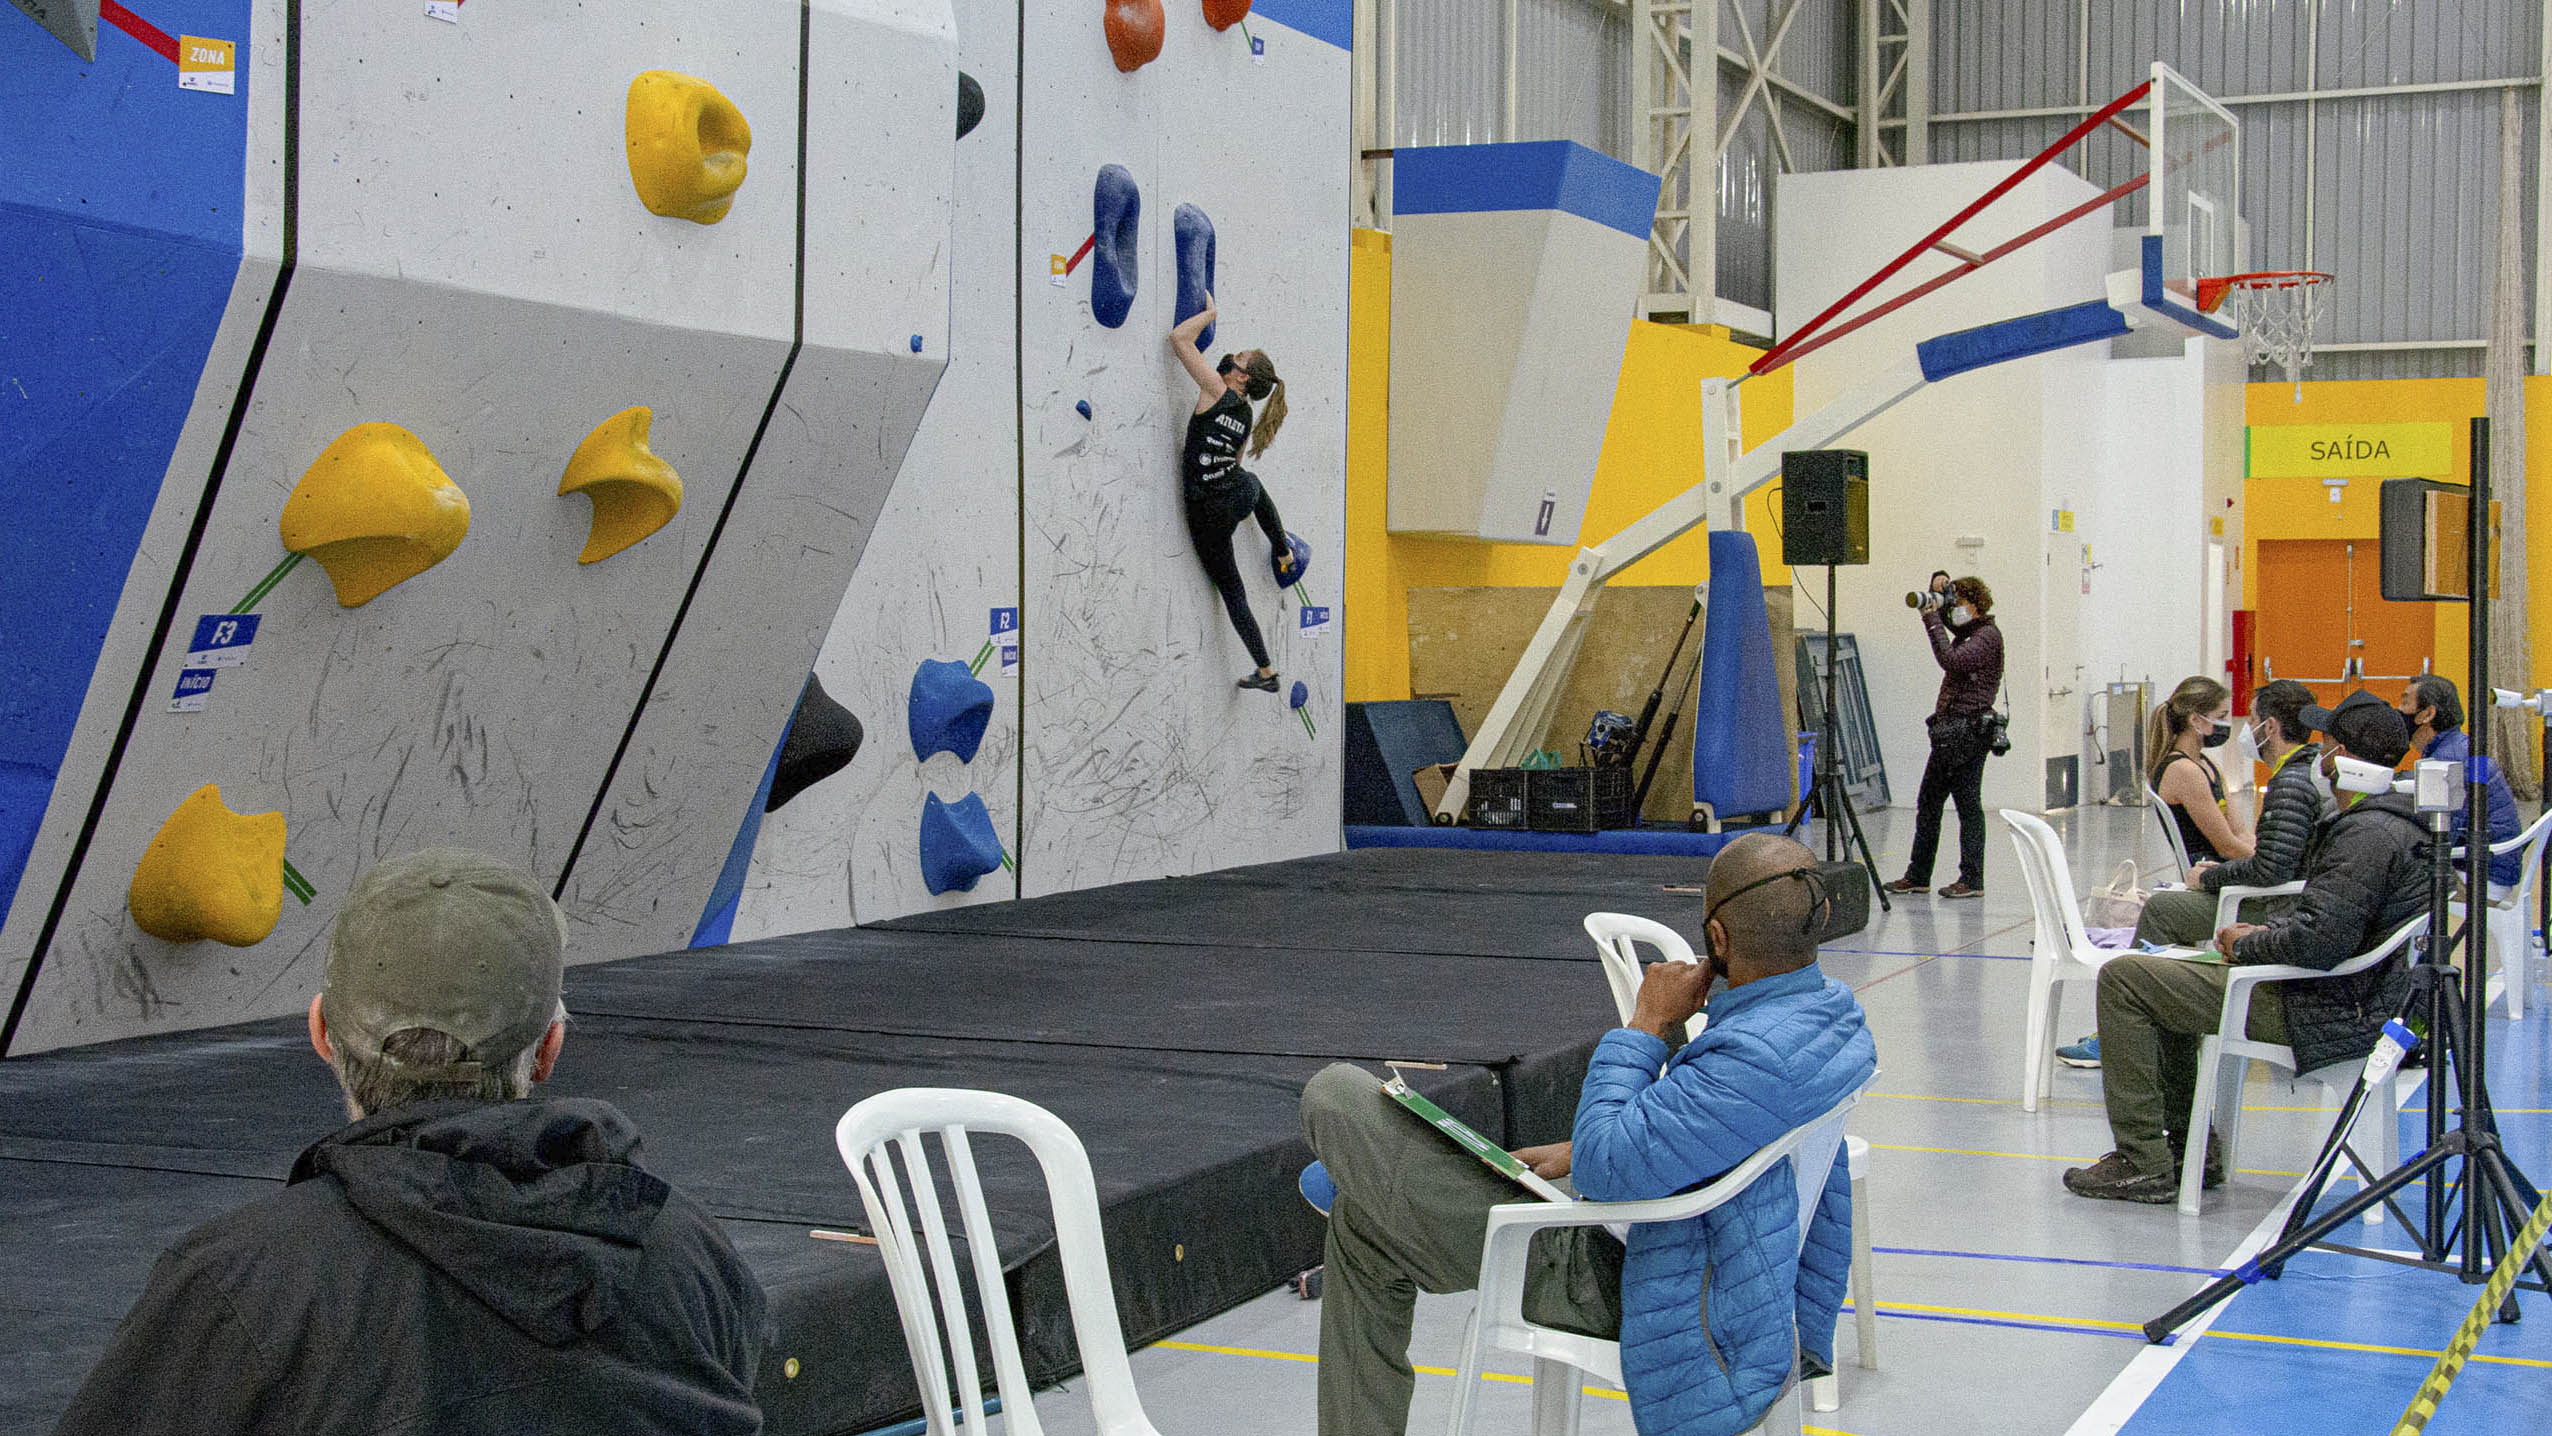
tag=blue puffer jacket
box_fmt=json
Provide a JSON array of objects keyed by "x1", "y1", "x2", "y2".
[{"x1": 1571, "y1": 966, "x2": 1877, "y2": 1436}]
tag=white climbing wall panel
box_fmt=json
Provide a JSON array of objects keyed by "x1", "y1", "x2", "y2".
[
  {"x1": 3, "y1": 0, "x2": 953, "y2": 1052},
  {"x1": 740, "y1": 0, "x2": 1350, "y2": 922}
]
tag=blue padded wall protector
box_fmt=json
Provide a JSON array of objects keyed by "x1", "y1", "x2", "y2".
[
  {"x1": 920, "y1": 792, "x2": 1005, "y2": 896},
  {"x1": 1689, "y1": 532, "x2": 1794, "y2": 819},
  {"x1": 1091, "y1": 165, "x2": 1141, "y2": 328},
  {"x1": 1174, "y1": 203, "x2": 1216, "y2": 350},
  {"x1": 908, "y1": 659, "x2": 996, "y2": 764},
  {"x1": 691, "y1": 721, "x2": 787, "y2": 947}
]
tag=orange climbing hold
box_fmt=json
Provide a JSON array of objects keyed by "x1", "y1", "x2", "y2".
[
  {"x1": 1104, "y1": 0, "x2": 1164, "y2": 71},
  {"x1": 1202, "y1": 0, "x2": 1251, "y2": 31}
]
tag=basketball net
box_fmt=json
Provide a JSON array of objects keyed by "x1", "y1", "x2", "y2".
[{"x1": 2197, "y1": 271, "x2": 2334, "y2": 395}]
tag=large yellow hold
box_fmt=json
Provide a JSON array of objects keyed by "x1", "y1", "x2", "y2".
[
  {"x1": 128, "y1": 785, "x2": 287, "y2": 947},
  {"x1": 560, "y1": 407, "x2": 685, "y2": 562},
  {"x1": 279, "y1": 423, "x2": 471, "y2": 607},
  {"x1": 626, "y1": 70, "x2": 752, "y2": 224}
]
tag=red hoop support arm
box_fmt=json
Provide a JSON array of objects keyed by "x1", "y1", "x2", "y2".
[{"x1": 1750, "y1": 79, "x2": 2153, "y2": 377}]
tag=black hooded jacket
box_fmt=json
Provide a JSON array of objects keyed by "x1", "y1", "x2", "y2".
[
  {"x1": 2230, "y1": 789, "x2": 2431, "y2": 1074},
  {"x1": 55, "y1": 1098, "x2": 770, "y2": 1436}
]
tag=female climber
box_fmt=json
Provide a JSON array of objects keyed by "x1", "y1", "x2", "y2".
[{"x1": 1170, "y1": 297, "x2": 1295, "y2": 692}]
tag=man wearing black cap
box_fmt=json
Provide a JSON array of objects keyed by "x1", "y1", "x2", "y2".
[
  {"x1": 2065, "y1": 692, "x2": 2429, "y2": 1204},
  {"x1": 55, "y1": 849, "x2": 772, "y2": 1435}
]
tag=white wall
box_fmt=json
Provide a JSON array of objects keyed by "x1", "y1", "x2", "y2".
[{"x1": 1774, "y1": 160, "x2": 2112, "y2": 819}]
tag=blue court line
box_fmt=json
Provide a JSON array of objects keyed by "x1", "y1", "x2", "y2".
[
  {"x1": 1826, "y1": 947, "x2": 2031, "y2": 962},
  {"x1": 1842, "y1": 1304, "x2": 2164, "y2": 1344},
  {"x1": 1874, "y1": 1244, "x2": 2228, "y2": 1278}
]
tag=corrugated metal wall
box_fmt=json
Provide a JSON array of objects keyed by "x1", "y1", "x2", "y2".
[{"x1": 1386, "y1": 1, "x2": 2539, "y2": 375}]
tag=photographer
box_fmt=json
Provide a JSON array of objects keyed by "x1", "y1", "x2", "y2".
[{"x1": 1884, "y1": 576, "x2": 2003, "y2": 900}]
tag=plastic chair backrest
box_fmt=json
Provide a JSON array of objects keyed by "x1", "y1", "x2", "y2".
[
  {"x1": 2003, "y1": 810, "x2": 2093, "y2": 956},
  {"x1": 2499, "y1": 808, "x2": 2552, "y2": 908},
  {"x1": 1582, "y1": 912, "x2": 1698, "y2": 1025},
  {"x1": 2145, "y1": 783, "x2": 2193, "y2": 875},
  {"x1": 835, "y1": 1088, "x2": 1161, "y2": 1436}
]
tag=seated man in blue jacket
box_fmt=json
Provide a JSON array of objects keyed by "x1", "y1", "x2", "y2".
[
  {"x1": 2396, "y1": 675, "x2": 2522, "y2": 892},
  {"x1": 1299, "y1": 834, "x2": 1878, "y2": 1436}
]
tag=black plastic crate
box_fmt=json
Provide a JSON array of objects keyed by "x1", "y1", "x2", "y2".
[
  {"x1": 1464, "y1": 768, "x2": 1533, "y2": 829},
  {"x1": 1527, "y1": 766, "x2": 1635, "y2": 833}
]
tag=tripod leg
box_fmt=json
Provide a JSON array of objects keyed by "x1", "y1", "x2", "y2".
[
  {"x1": 2475, "y1": 1151, "x2": 2552, "y2": 1303},
  {"x1": 1831, "y1": 777, "x2": 1890, "y2": 912}
]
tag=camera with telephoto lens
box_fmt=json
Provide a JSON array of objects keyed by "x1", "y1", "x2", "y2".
[{"x1": 1904, "y1": 588, "x2": 1945, "y2": 612}]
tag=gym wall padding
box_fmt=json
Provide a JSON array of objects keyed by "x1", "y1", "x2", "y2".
[
  {"x1": 1342, "y1": 701, "x2": 1467, "y2": 827},
  {"x1": 1687, "y1": 532, "x2": 1793, "y2": 822},
  {"x1": 0, "y1": 2, "x2": 955, "y2": 1054}
]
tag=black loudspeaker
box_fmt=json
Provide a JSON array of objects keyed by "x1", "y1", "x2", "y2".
[
  {"x1": 2379, "y1": 476, "x2": 2499, "y2": 602},
  {"x1": 1781, "y1": 450, "x2": 1869, "y2": 566}
]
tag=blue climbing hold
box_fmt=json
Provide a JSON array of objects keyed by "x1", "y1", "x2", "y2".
[
  {"x1": 1173, "y1": 202, "x2": 1217, "y2": 350},
  {"x1": 910, "y1": 334, "x2": 924, "y2": 353},
  {"x1": 1076, "y1": 400, "x2": 1092, "y2": 419},
  {"x1": 908, "y1": 658, "x2": 996, "y2": 763},
  {"x1": 919, "y1": 792, "x2": 1005, "y2": 896},
  {"x1": 1272, "y1": 530, "x2": 1310, "y2": 586},
  {"x1": 1091, "y1": 165, "x2": 1141, "y2": 328},
  {"x1": 1290, "y1": 681, "x2": 1309, "y2": 710}
]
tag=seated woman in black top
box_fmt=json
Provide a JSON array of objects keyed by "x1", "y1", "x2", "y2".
[
  {"x1": 1169, "y1": 295, "x2": 1291, "y2": 692},
  {"x1": 2145, "y1": 675, "x2": 2254, "y2": 868}
]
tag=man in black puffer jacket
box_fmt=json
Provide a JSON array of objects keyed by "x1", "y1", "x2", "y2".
[
  {"x1": 2068, "y1": 692, "x2": 2427, "y2": 1204},
  {"x1": 2132, "y1": 678, "x2": 2333, "y2": 947}
]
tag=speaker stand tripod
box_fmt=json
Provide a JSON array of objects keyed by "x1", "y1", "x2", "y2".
[{"x1": 1785, "y1": 563, "x2": 1889, "y2": 911}]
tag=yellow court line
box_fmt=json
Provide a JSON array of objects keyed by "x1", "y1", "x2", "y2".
[
  {"x1": 1866, "y1": 1140, "x2": 2310, "y2": 1179},
  {"x1": 2204, "y1": 1327, "x2": 2552, "y2": 1371},
  {"x1": 1869, "y1": 1089, "x2": 2434, "y2": 1115},
  {"x1": 1148, "y1": 1341, "x2": 1865, "y2": 1433},
  {"x1": 1872, "y1": 1297, "x2": 2146, "y2": 1333}
]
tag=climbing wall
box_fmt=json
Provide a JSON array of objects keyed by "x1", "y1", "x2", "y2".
[
  {"x1": 736, "y1": 0, "x2": 1350, "y2": 924},
  {"x1": 1015, "y1": 0, "x2": 1349, "y2": 896},
  {"x1": 730, "y1": 0, "x2": 1023, "y2": 938},
  {"x1": 0, "y1": 1, "x2": 954, "y2": 1053}
]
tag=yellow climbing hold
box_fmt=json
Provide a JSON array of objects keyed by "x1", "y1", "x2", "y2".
[
  {"x1": 128, "y1": 785, "x2": 287, "y2": 947},
  {"x1": 625, "y1": 70, "x2": 752, "y2": 224},
  {"x1": 279, "y1": 423, "x2": 470, "y2": 607},
  {"x1": 560, "y1": 406, "x2": 684, "y2": 563}
]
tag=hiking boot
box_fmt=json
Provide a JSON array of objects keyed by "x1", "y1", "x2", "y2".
[
  {"x1": 2056, "y1": 1035, "x2": 2102, "y2": 1069},
  {"x1": 1940, "y1": 881, "x2": 1985, "y2": 900},
  {"x1": 2062, "y1": 1152, "x2": 2175, "y2": 1204},
  {"x1": 1882, "y1": 878, "x2": 1930, "y2": 895},
  {"x1": 1237, "y1": 671, "x2": 1280, "y2": 693}
]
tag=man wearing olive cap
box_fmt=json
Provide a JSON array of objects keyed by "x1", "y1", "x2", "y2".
[{"x1": 55, "y1": 849, "x2": 772, "y2": 1436}]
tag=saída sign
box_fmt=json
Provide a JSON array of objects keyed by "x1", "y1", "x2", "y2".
[{"x1": 2246, "y1": 421, "x2": 2454, "y2": 479}]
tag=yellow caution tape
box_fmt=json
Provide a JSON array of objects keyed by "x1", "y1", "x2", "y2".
[{"x1": 2390, "y1": 1185, "x2": 2552, "y2": 1434}]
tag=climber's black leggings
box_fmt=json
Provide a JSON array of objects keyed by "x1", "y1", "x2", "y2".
[{"x1": 1185, "y1": 475, "x2": 1286, "y2": 670}]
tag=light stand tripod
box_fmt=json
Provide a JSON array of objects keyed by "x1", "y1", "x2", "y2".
[
  {"x1": 2145, "y1": 414, "x2": 2549, "y2": 1343},
  {"x1": 1785, "y1": 563, "x2": 1889, "y2": 911}
]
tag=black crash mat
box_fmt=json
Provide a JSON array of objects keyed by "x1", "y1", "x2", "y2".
[
  {"x1": 878, "y1": 846, "x2": 1717, "y2": 959},
  {"x1": 0, "y1": 1012, "x2": 1567, "y2": 1436}
]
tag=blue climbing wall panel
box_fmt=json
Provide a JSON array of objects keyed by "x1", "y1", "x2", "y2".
[
  {"x1": 1690, "y1": 531, "x2": 1793, "y2": 821},
  {"x1": 0, "y1": 2, "x2": 254, "y2": 929}
]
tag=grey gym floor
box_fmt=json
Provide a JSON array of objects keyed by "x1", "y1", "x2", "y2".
[{"x1": 1021, "y1": 803, "x2": 2428, "y2": 1436}]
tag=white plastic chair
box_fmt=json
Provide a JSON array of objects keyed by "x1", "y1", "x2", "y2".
[
  {"x1": 2145, "y1": 783, "x2": 2194, "y2": 878},
  {"x1": 1582, "y1": 912, "x2": 1697, "y2": 1029},
  {"x1": 835, "y1": 1088, "x2": 1162, "y2": 1436},
  {"x1": 2211, "y1": 881, "x2": 2306, "y2": 931},
  {"x1": 2175, "y1": 913, "x2": 2426, "y2": 1216},
  {"x1": 2449, "y1": 807, "x2": 2552, "y2": 1019},
  {"x1": 1445, "y1": 1090, "x2": 1864, "y2": 1436},
  {"x1": 2002, "y1": 810, "x2": 2120, "y2": 1111},
  {"x1": 1580, "y1": 912, "x2": 1879, "y2": 1400}
]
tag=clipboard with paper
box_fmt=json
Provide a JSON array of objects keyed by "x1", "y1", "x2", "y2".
[{"x1": 1379, "y1": 1073, "x2": 1573, "y2": 1204}]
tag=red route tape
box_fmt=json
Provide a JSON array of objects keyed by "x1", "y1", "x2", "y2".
[
  {"x1": 100, "y1": 0, "x2": 182, "y2": 63},
  {"x1": 1064, "y1": 234, "x2": 1097, "y2": 274}
]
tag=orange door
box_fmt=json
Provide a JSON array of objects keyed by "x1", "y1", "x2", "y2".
[{"x1": 2254, "y1": 539, "x2": 2436, "y2": 710}]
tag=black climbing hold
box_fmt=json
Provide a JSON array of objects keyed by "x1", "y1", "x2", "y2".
[
  {"x1": 957, "y1": 72, "x2": 986, "y2": 139},
  {"x1": 768, "y1": 673, "x2": 864, "y2": 812}
]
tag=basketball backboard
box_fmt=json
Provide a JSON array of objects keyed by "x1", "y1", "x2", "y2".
[{"x1": 2128, "y1": 62, "x2": 2240, "y2": 339}]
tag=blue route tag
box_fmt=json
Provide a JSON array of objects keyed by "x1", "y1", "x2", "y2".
[
  {"x1": 184, "y1": 614, "x2": 260, "y2": 669},
  {"x1": 169, "y1": 668, "x2": 219, "y2": 713},
  {"x1": 1299, "y1": 605, "x2": 1331, "y2": 637}
]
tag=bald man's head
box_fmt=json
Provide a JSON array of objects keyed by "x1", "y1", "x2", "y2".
[{"x1": 1702, "y1": 833, "x2": 1823, "y2": 976}]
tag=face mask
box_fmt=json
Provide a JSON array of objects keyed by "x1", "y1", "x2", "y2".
[
  {"x1": 2233, "y1": 720, "x2": 2265, "y2": 766},
  {"x1": 1949, "y1": 605, "x2": 1973, "y2": 625},
  {"x1": 2200, "y1": 718, "x2": 2232, "y2": 749}
]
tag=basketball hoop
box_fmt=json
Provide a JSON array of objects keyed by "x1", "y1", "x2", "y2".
[{"x1": 2197, "y1": 270, "x2": 2334, "y2": 391}]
